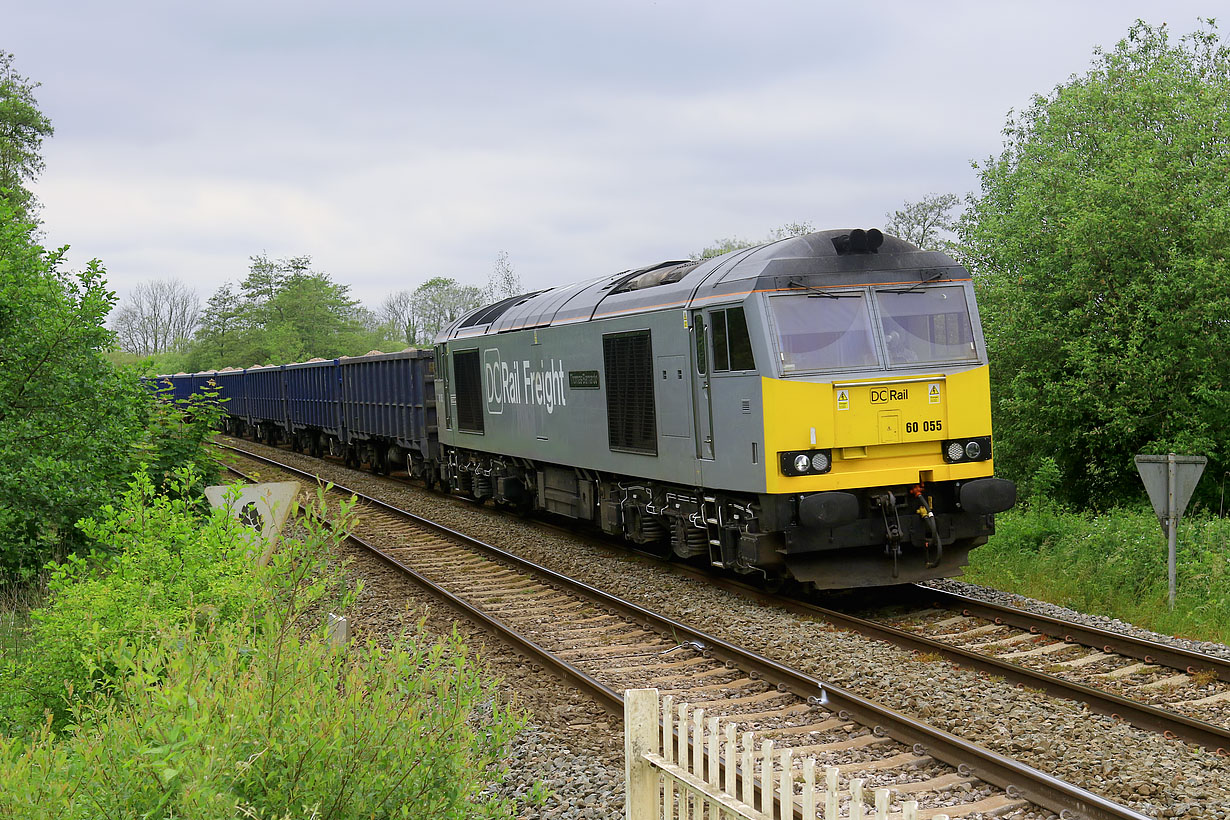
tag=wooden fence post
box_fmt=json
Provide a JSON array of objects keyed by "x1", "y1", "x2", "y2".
[{"x1": 625, "y1": 688, "x2": 660, "y2": 820}]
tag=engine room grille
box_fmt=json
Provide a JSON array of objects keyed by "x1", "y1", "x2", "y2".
[
  {"x1": 603, "y1": 330, "x2": 657, "y2": 455},
  {"x1": 453, "y1": 350, "x2": 484, "y2": 433}
]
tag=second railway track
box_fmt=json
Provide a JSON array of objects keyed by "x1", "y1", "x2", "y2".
[{"x1": 219, "y1": 440, "x2": 1171, "y2": 820}]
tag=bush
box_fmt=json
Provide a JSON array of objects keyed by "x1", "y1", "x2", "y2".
[
  {"x1": 1, "y1": 469, "x2": 265, "y2": 732},
  {"x1": 135, "y1": 386, "x2": 228, "y2": 500},
  {"x1": 0, "y1": 471, "x2": 524, "y2": 819},
  {"x1": 0, "y1": 623, "x2": 522, "y2": 820},
  {"x1": 0, "y1": 199, "x2": 226, "y2": 583}
]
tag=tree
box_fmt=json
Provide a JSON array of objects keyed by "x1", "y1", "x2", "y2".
[
  {"x1": 184, "y1": 256, "x2": 389, "y2": 369},
  {"x1": 692, "y1": 222, "x2": 814, "y2": 260},
  {"x1": 884, "y1": 193, "x2": 959, "y2": 251},
  {"x1": 378, "y1": 289, "x2": 419, "y2": 347},
  {"x1": 961, "y1": 19, "x2": 1230, "y2": 506},
  {"x1": 481, "y1": 250, "x2": 523, "y2": 304},
  {"x1": 0, "y1": 51, "x2": 53, "y2": 219},
  {"x1": 111, "y1": 279, "x2": 201, "y2": 356},
  {"x1": 412, "y1": 277, "x2": 482, "y2": 343},
  {"x1": 0, "y1": 202, "x2": 149, "y2": 580},
  {"x1": 186, "y1": 284, "x2": 243, "y2": 369}
]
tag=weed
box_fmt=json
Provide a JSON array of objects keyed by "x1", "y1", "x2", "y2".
[
  {"x1": 526, "y1": 780, "x2": 554, "y2": 806},
  {"x1": 1191, "y1": 668, "x2": 1218, "y2": 687}
]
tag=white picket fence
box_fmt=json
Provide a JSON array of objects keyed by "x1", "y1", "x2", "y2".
[{"x1": 625, "y1": 689, "x2": 949, "y2": 820}]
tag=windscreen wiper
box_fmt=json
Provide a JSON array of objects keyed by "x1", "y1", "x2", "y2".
[
  {"x1": 786, "y1": 278, "x2": 861, "y2": 298},
  {"x1": 881, "y1": 269, "x2": 945, "y2": 294}
]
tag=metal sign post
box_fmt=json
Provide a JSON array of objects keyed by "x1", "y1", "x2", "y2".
[{"x1": 1134, "y1": 454, "x2": 1206, "y2": 609}]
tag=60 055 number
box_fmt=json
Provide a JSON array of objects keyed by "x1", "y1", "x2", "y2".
[{"x1": 906, "y1": 420, "x2": 943, "y2": 433}]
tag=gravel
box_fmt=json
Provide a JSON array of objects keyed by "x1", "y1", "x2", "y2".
[{"x1": 226, "y1": 441, "x2": 1230, "y2": 820}]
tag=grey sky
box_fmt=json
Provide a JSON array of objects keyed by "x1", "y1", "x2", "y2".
[{"x1": 8, "y1": 1, "x2": 1218, "y2": 309}]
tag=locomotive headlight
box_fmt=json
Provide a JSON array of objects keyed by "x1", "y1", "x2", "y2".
[
  {"x1": 942, "y1": 437, "x2": 992, "y2": 463},
  {"x1": 779, "y1": 449, "x2": 833, "y2": 476}
]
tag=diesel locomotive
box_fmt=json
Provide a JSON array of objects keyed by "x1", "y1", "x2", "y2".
[{"x1": 163, "y1": 229, "x2": 1015, "y2": 589}]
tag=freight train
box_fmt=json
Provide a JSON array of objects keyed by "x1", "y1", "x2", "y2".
[{"x1": 159, "y1": 229, "x2": 1015, "y2": 589}]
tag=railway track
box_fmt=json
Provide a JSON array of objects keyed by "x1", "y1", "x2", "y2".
[
  {"x1": 870, "y1": 588, "x2": 1230, "y2": 750},
  {"x1": 602, "y1": 553, "x2": 1230, "y2": 757},
  {"x1": 220, "y1": 443, "x2": 1151, "y2": 820},
  {"x1": 595, "y1": 551, "x2": 1230, "y2": 756}
]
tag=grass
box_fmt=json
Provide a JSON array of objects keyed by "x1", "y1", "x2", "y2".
[
  {"x1": 964, "y1": 502, "x2": 1230, "y2": 645},
  {"x1": 0, "y1": 579, "x2": 45, "y2": 665}
]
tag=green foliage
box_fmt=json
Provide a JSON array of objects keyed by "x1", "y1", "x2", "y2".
[
  {"x1": 0, "y1": 578, "x2": 44, "y2": 668},
  {"x1": 0, "y1": 50, "x2": 54, "y2": 219},
  {"x1": 136, "y1": 387, "x2": 227, "y2": 494},
  {"x1": 0, "y1": 202, "x2": 151, "y2": 582},
  {"x1": 0, "y1": 623, "x2": 521, "y2": 820},
  {"x1": 0, "y1": 473, "x2": 523, "y2": 819},
  {"x1": 962, "y1": 19, "x2": 1230, "y2": 507},
  {"x1": 966, "y1": 503, "x2": 1230, "y2": 643},
  {"x1": 883, "y1": 193, "x2": 959, "y2": 251},
  {"x1": 1, "y1": 470, "x2": 264, "y2": 731},
  {"x1": 186, "y1": 255, "x2": 390, "y2": 370}
]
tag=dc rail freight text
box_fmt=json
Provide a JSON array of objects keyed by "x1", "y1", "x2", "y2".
[{"x1": 158, "y1": 229, "x2": 1016, "y2": 590}]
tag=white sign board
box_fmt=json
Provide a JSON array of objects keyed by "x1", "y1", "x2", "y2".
[
  {"x1": 1133, "y1": 454, "x2": 1206, "y2": 609},
  {"x1": 204, "y1": 481, "x2": 301, "y2": 566},
  {"x1": 1134, "y1": 454, "x2": 1206, "y2": 535}
]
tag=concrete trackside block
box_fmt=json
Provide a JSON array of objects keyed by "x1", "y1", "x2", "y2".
[
  {"x1": 204, "y1": 481, "x2": 302, "y2": 566},
  {"x1": 326, "y1": 613, "x2": 350, "y2": 650}
]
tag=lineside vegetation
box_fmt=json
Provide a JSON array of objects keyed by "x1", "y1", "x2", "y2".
[{"x1": 0, "y1": 470, "x2": 527, "y2": 819}]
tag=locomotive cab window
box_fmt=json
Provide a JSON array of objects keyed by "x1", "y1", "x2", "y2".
[
  {"x1": 711, "y1": 307, "x2": 755, "y2": 371},
  {"x1": 769, "y1": 292, "x2": 878, "y2": 372},
  {"x1": 875, "y1": 286, "x2": 979, "y2": 366},
  {"x1": 693, "y1": 314, "x2": 708, "y2": 374}
]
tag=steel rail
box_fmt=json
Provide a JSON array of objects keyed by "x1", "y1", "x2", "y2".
[
  {"x1": 220, "y1": 444, "x2": 1152, "y2": 820},
  {"x1": 917, "y1": 585, "x2": 1230, "y2": 682}
]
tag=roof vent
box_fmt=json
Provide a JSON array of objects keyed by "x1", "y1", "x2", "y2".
[{"x1": 832, "y1": 228, "x2": 884, "y2": 255}]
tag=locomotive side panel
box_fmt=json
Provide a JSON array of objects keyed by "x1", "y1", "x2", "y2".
[{"x1": 440, "y1": 312, "x2": 710, "y2": 489}]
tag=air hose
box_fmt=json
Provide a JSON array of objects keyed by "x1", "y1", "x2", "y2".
[{"x1": 911, "y1": 486, "x2": 944, "y2": 569}]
